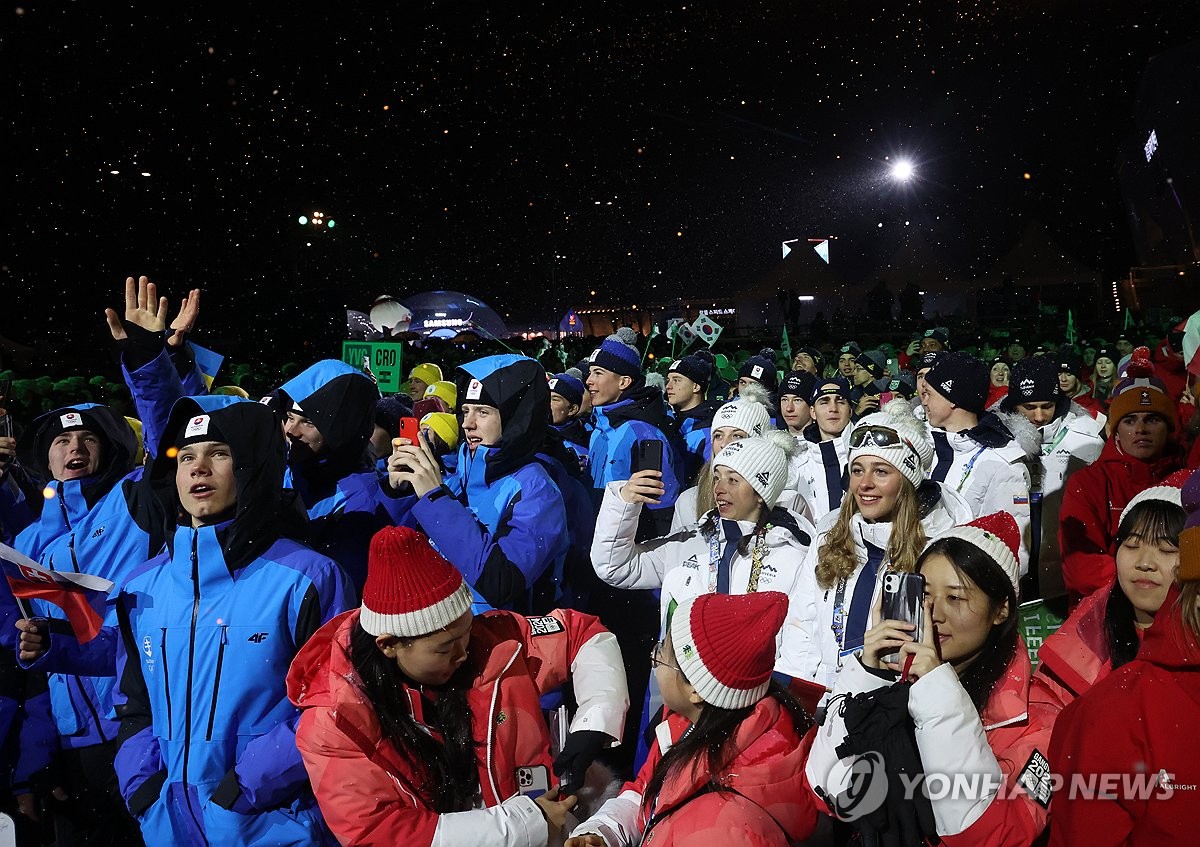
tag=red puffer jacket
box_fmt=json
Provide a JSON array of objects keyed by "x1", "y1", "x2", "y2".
[
  {"x1": 572, "y1": 697, "x2": 820, "y2": 847},
  {"x1": 1030, "y1": 581, "x2": 1119, "y2": 715},
  {"x1": 287, "y1": 607, "x2": 627, "y2": 847},
  {"x1": 1058, "y1": 438, "x2": 1185, "y2": 606},
  {"x1": 1049, "y1": 585, "x2": 1200, "y2": 845}
]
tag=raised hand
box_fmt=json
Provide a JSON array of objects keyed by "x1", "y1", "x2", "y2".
[{"x1": 619, "y1": 469, "x2": 665, "y2": 505}]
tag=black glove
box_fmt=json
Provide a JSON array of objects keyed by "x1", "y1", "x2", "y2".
[{"x1": 552, "y1": 730, "x2": 610, "y2": 797}]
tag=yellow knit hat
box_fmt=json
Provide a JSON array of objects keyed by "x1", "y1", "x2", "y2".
[
  {"x1": 420, "y1": 412, "x2": 460, "y2": 453},
  {"x1": 423, "y1": 380, "x2": 458, "y2": 410},
  {"x1": 408, "y1": 363, "x2": 443, "y2": 387}
]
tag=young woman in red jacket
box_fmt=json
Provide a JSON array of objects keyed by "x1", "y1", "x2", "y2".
[
  {"x1": 805, "y1": 512, "x2": 1054, "y2": 846},
  {"x1": 1033, "y1": 482, "x2": 1185, "y2": 715},
  {"x1": 1050, "y1": 469, "x2": 1200, "y2": 845},
  {"x1": 565, "y1": 592, "x2": 821, "y2": 847},
  {"x1": 287, "y1": 526, "x2": 630, "y2": 847}
]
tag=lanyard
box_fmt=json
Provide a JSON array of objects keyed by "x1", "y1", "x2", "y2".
[
  {"x1": 956, "y1": 446, "x2": 988, "y2": 492},
  {"x1": 1041, "y1": 425, "x2": 1070, "y2": 456},
  {"x1": 707, "y1": 522, "x2": 767, "y2": 594}
]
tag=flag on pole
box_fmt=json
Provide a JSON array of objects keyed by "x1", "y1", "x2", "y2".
[
  {"x1": 1124, "y1": 308, "x2": 1134, "y2": 331},
  {"x1": 1, "y1": 543, "x2": 113, "y2": 643},
  {"x1": 665, "y1": 318, "x2": 684, "y2": 340},
  {"x1": 779, "y1": 325, "x2": 792, "y2": 363},
  {"x1": 555, "y1": 343, "x2": 569, "y2": 368},
  {"x1": 675, "y1": 321, "x2": 698, "y2": 349},
  {"x1": 1066, "y1": 310, "x2": 1076, "y2": 346},
  {"x1": 690, "y1": 315, "x2": 724, "y2": 347},
  {"x1": 188, "y1": 342, "x2": 225, "y2": 391},
  {"x1": 641, "y1": 325, "x2": 661, "y2": 365}
]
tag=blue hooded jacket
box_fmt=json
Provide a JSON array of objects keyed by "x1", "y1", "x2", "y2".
[
  {"x1": 387, "y1": 355, "x2": 570, "y2": 614},
  {"x1": 113, "y1": 395, "x2": 350, "y2": 846},
  {"x1": 277, "y1": 360, "x2": 390, "y2": 594},
  {"x1": 8, "y1": 403, "x2": 163, "y2": 750}
]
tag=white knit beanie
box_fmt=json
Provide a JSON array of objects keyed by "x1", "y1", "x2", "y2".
[
  {"x1": 712, "y1": 382, "x2": 772, "y2": 439},
  {"x1": 848, "y1": 399, "x2": 933, "y2": 491},
  {"x1": 713, "y1": 430, "x2": 800, "y2": 508}
]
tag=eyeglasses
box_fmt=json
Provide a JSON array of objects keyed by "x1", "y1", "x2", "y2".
[{"x1": 649, "y1": 641, "x2": 683, "y2": 673}]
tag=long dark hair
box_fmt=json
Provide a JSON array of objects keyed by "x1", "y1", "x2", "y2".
[
  {"x1": 643, "y1": 680, "x2": 812, "y2": 804},
  {"x1": 917, "y1": 537, "x2": 1018, "y2": 714},
  {"x1": 1106, "y1": 499, "x2": 1186, "y2": 669},
  {"x1": 348, "y1": 621, "x2": 480, "y2": 812}
]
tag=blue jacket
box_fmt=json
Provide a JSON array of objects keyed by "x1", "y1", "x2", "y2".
[
  {"x1": 9, "y1": 404, "x2": 160, "y2": 750},
  {"x1": 670, "y1": 399, "x2": 720, "y2": 486},
  {"x1": 386, "y1": 355, "x2": 571, "y2": 614},
  {"x1": 589, "y1": 389, "x2": 684, "y2": 513},
  {"x1": 278, "y1": 360, "x2": 387, "y2": 594},
  {"x1": 113, "y1": 396, "x2": 351, "y2": 846},
  {"x1": 0, "y1": 582, "x2": 56, "y2": 797}
]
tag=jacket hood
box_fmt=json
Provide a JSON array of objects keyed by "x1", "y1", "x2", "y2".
[
  {"x1": 18, "y1": 403, "x2": 140, "y2": 507},
  {"x1": 1140, "y1": 583, "x2": 1200, "y2": 670},
  {"x1": 277, "y1": 359, "x2": 380, "y2": 473},
  {"x1": 288, "y1": 608, "x2": 357, "y2": 710},
  {"x1": 655, "y1": 698, "x2": 814, "y2": 840},
  {"x1": 980, "y1": 635, "x2": 1034, "y2": 731},
  {"x1": 455, "y1": 355, "x2": 548, "y2": 485},
  {"x1": 1037, "y1": 581, "x2": 1113, "y2": 697},
  {"x1": 152, "y1": 395, "x2": 306, "y2": 570},
  {"x1": 965, "y1": 411, "x2": 1023, "y2": 451},
  {"x1": 602, "y1": 385, "x2": 675, "y2": 433},
  {"x1": 675, "y1": 399, "x2": 721, "y2": 428}
]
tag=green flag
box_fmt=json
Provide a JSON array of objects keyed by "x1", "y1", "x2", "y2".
[
  {"x1": 780, "y1": 325, "x2": 792, "y2": 364},
  {"x1": 1124, "y1": 308, "x2": 1133, "y2": 331},
  {"x1": 1066, "y1": 310, "x2": 1076, "y2": 345}
]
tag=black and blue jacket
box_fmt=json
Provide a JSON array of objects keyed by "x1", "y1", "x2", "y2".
[
  {"x1": 277, "y1": 360, "x2": 389, "y2": 594},
  {"x1": 385, "y1": 355, "x2": 570, "y2": 614},
  {"x1": 113, "y1": 395, "x2": 351, "y2": 846},
  {"x1": 6, "y1": 403, "x2": 160, "y2": 751}
]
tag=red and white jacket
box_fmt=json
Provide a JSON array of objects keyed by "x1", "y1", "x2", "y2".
[
  {"x1": 287, "y1": 607, "x2": 628, "y2": 847},
  {"x1": 805, "y1": 641, "x2": 1053, "y2": 846},
  {"x1": 570, "y1": 697, "x2": 820, "y2": 846}
]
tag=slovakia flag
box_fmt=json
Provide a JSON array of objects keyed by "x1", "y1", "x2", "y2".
[{"x1": 0, "y1": 542, "x2": 113, "y2": 643}]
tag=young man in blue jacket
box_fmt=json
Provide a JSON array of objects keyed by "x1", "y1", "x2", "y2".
[
  {"x1": 384, "y1": 354, "x2": 571, "y2": 615},
  {"x1": 112, "y1": 395, "x2": 352, "y2": 847}
]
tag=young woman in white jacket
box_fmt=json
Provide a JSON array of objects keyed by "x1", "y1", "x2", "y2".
[{"x1": 777, "y1": 400, "x2": 972, "y2": 689}]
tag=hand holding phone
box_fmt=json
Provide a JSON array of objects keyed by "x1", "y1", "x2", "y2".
[
  {"x1": 880, "y1": 572, "x2": 926, "y2": 666},
  {"x1": 633, "y1": 439, "x2": 663, "y2": 474}
]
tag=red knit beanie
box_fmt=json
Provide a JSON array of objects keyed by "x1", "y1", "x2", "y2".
[
  {"x1": 668, "y1": 591, "x2": 788, "y2": 710},
  {"x1": 359, "y1": 526, "x2": 473, "y2": 637}
]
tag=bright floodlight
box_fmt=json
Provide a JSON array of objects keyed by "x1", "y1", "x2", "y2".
[{"x1": 890, "y1": 159, "x2": 915, "y2": 181}]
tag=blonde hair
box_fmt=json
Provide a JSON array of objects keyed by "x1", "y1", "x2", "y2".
[
  {"x1": 696, "y1": 461, "x2": 716, "y2": 517},
  {"x1": 815, "y1": 480, "x2": 926, "y2": 590}
]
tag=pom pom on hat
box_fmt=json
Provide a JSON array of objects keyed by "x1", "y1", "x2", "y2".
[
  {"x1": 588, "y1": 329, "x2": 643, "y2": 379},
  {"x1": 1173, "y1": 469, "x2": 1200, "y2": 583},
  {"x1": 712, "y1": 384, "x2": 772, "y2": 438},
  {"x1": 359, "y1": 526, "x2": 473, "y2": 638},
  {"x1": 669, "y1": 591, "x2": 789, "y2": 710},
  {"x1": 936, "y1": 512, "x2": 1022, "y2": 595},
  {"x1": 1106, "y1": 350, "x2": 1177, "y2": 435}
]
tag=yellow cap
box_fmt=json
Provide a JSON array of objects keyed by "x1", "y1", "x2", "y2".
[
  {"x1": 408, "y1": 363, "x2": 443, "y2": 387},
  {"x1": 420, "y1": 412, "x2": 459, "y2": 454},
  {"x1": 423, "y1": 380, "x2": 458, "y2": 410}
]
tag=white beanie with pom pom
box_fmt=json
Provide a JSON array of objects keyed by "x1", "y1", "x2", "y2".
[{"x1": 713, "y1": 429, "x2": 800, "y2": 508}]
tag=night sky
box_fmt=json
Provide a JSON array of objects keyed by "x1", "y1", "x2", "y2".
[{"x1": 5, "y1": 1, "x2": 1198, "y2": 359}]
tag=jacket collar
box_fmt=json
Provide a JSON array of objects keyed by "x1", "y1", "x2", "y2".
[{"x1": 980, "y1": 637, "x2": 1032, "y2": 731}]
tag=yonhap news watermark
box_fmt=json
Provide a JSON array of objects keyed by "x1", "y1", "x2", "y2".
[{"x1": 826, "y1": 751, "x2": 1197, "y2": 821}]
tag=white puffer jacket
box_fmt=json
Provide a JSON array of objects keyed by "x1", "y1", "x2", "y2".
[
  {"x1": 591, "y1": 481, "x2": 816, "y2": 634},
  {"x1": 776, "y1": 481, "x2": 973, "y2": 689}
]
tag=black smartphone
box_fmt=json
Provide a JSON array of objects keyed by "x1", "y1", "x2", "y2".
[
  {"x1": 881, "y1": 572, "x2": 926, "y2": 665},
  {"x1": 633, "y1": 438, "x2": 663, "y2": 474}
]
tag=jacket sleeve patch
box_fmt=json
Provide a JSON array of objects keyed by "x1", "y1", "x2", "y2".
[
  {"x1": 1015, "y1": 749, "x2": 1053, "y2": 809},
  {"x1": 526, "y1": 616, "x2": 566, "y2": 636}
]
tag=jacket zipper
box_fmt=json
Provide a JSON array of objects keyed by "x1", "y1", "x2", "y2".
[
  {"x1": 161, "y1": 628, "x2": 172, "y2": 734},
  {"x1": 205, "y1": 626, "x2": 228, "y2": 741},
  {"x1": 181, "y1": 532, "x2": 205, "y2": 843},
  {"x1": 484, "y1": 645, "x2": 523, "y2": 805},
  {"x1": 70, "y1": 674, "x2": 109, "y2": 743}
]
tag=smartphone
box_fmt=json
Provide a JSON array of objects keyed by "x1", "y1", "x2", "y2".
[
  {"x1": 398, "y1": 416, "x2": 420, "y2": 444},
  {"x1": 881, "y1": 572, "x2": 926, "y2": 665},
  {"x1": 633, "y1": 439, "x2": 663, "y2": 474}
]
